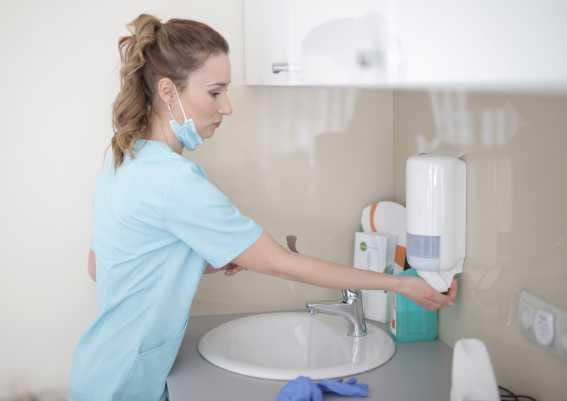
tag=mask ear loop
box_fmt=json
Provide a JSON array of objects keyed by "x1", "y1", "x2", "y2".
[
  {"x1": 166, "y1": 102, "x2": 175, "y2": 120},
  {"x1": 172, "y1": 85, "x2": 189, "y2": 122},
  {"x1": 161, "y1": 103, "x2": 175, "y2": 147}
]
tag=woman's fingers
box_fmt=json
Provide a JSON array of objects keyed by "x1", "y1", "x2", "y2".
[
  {"x1": 224, "y1": 263, "x2": 247, "y2": 276},
  {"x1": 421, "y1": 298, "x2": 444, "y2": 311},
  {"x1": 448, "y1": 278, "x2": 458, "y2": 304},
  {"x1": 416, "y1": 297, "x2": 441, "y2": 311},
  {"x1": 429, "y1": 290, "x2": 452, "y2": 308},
  {"x1": 398, "y1": 276, "x2": 452, "y2": 310}
]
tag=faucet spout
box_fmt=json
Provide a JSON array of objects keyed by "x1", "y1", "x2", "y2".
[
  {"x1": 306, "y1": 289, "x2": 367, "y2": 337},
  {"x1": 286, "y1": 235, "x2": 367, "y2": 337}
]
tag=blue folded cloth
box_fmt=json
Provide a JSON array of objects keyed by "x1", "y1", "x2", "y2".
[{"x1": 276, "y1": 376, "x2": 369, "y2": 401}]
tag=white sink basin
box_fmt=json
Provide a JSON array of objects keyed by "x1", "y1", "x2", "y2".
[{"x1": 197, "y1": 311, "x2": 396, "y2": 380}]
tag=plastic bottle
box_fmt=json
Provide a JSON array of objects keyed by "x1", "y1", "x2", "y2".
[{"x1": 389, "y1": 268, "x2": 438, "y2": 342}]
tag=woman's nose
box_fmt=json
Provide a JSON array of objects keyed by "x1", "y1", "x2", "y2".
[{"x1": 219, "y1": 93, "x2": 233, "y2": 116}]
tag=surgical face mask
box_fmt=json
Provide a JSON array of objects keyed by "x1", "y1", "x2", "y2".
[{"x1": 167, "y1": 87, "x2": 204, "y2": 151}]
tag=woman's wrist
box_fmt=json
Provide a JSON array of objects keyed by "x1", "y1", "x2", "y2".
[{"x1": 383, "y1": 274, "x2": 402, "y2": 294}]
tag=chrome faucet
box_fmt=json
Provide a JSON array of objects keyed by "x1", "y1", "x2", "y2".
[
  {"x1": 286, "y1": 235, "x2": 368, "y2": 337},
  {"x1": 306, "y1": 289, "x2": 367, "y2": 337}
]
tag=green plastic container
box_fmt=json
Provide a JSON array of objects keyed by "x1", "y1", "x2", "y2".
[{"x1": 389, "y1": 268, "x2": 438, "y2": 342}]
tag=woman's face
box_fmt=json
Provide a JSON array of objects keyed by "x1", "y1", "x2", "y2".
[{"x1": 173, "y1": 52, "x2": 233, "y2": 139}]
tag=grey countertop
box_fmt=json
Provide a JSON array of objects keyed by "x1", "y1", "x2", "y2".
[{"x1": 168, "y1": 312, "x2": 453, "y2": 401}]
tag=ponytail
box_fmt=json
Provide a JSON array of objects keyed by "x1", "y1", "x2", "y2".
[{"x1": 111, "y1": 14, "x2": 160, "y2": 169}]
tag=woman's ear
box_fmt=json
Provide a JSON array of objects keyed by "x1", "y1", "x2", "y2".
[{"x1": 156, "y1": 77, "x2": 175, "y2": 104}]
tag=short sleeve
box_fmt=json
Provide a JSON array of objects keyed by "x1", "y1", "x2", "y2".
[{"x1": 163, "y1": 162, "x2": 262, "y2": 268}]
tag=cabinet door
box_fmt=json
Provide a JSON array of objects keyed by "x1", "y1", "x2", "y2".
[
  {"x1": 244, "y1": 0, "x2": 397, "y2": 86},
  {"x1": 244, "y1": 0, "x2": 567, "y2": 89},
  {"x1": 395, "y1": 0, "x2": 567, "y2": 89},
  {"x1": 243, "y1": 0, "x2": 298, "y2": 85}
]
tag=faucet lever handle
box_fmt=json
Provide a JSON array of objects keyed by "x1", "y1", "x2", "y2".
[
  {"x1": 286, "y1": 235, "x2": 299, "y2": 254},
  {"x1": 342, "y1": 288, "x2": 362, "y2": 302}
]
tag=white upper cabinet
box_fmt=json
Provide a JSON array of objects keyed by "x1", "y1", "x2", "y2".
[
  {"x1": 244, "y1": 0, "x2": 397, "y2": 86},
  {"x1": 395, "y1": 0, "x2": 567, "y2": 90},
  {"x1": 243, "y1": 0, "x2": 567, "y2": 89}
]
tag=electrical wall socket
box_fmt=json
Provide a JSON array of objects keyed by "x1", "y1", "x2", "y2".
[{"x1": 518, "y1": 290, "x2": 567, "y2": 361}]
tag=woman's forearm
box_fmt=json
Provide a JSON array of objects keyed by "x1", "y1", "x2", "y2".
[
  {"x1": 234, "y1": 232, "x2": 454, "y2": 310},
  {"x1": 233, "y1": 232, "x2": 457, "y2": 310},
  {"x1": 235, "y1": 232, "x2": 399, "y2": 292},
  {"x1": 272, "y1": 251, "x2": 399, "y2": 292}
]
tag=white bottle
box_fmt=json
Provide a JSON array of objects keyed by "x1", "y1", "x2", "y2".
[{"x1": 353, "y1": 232, "x2": 388, "y2": 273}]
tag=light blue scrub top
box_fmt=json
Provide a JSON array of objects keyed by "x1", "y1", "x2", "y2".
[{"x1": 69, "y1": 139, "x2": 262, "y2": 401}]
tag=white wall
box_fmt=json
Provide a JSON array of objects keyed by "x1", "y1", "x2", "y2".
[
  {"x1": 0, "y1": 0, "x2": 245, "y2": 395},
  {"x1": 0, "y1": 1, "x2": 395, "y2": 396}
]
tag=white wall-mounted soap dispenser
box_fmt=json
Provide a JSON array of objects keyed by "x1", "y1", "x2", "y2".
[{"x1": 406, "y1": 154, "x2": 466, "y2": 292}]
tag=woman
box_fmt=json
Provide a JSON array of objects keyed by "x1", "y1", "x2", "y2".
[{"x1": 69, "y1": 14, "x2": 457, "y2": 401}]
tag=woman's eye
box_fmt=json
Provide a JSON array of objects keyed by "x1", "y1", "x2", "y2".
[{"x1": 210, "y1": 92, "x2": 220, "y2": 98}]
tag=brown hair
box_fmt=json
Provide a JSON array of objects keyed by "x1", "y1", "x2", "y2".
[{"x1": 111, "y1": 14, "x2": 229, "y2": 169}]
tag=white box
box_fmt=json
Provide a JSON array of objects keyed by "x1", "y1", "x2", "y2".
[
  {"x1": 353, "y1": 232, "x2": 397, "y2": 323},
  {"x1": 353, "y1": 232, "x2": 388, "y2": 273},
  {"x1": 363, "y1": 290, "x2": 389, "y2": 323}
]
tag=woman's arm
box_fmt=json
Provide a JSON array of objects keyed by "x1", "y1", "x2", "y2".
[
  {"x1": 233, "y1": 232, "x2": 456, "y2": 311},
  {"x1": 88, "y1": 252, "x2": 244, "y2": 278},
  {"x1": 88, "y1": 249, "x2": 96, "y2": 282}
]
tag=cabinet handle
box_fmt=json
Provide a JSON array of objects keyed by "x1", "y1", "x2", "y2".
[
  {"x1": 356, "y1": 50, "x2": 384, "y2": 69},
  {"x1": 271, "y1": 62, "x2": 302, "y2": 74},
  {"x1": 272, "y1": 62, "x2": 289, "y2": 74}
]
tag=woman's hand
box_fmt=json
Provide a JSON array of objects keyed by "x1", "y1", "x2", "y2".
[
  {"x1": 223, "y1": 262, "x2": 247, "y2": 276},
  {"x1": 204, "y1": 262, "x2": 247, "y2": 276},
  {"x1": 396, "y1": 276, "x2": 458, "y2": 311}
]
